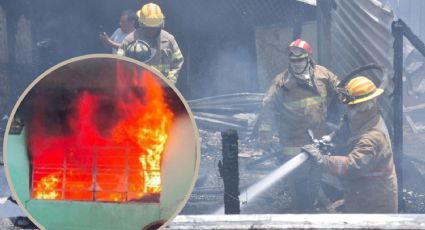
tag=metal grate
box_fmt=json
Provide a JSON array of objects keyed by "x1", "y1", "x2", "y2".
[{"x1": 31, "y1": 146, "x2": 160, "y2": 203}]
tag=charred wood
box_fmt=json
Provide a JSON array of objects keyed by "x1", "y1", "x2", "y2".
[{"x1": 220, "y1": 129, "x2": 240, "y2": 214}]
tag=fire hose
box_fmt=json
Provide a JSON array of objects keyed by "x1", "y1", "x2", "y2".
[{"x1": 214, "y1": 130, "x2": 335, "y2": 214}]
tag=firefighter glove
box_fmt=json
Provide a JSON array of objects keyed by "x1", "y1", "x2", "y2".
[{"x1": 302, "y1": 144, "x2": 324, "y2": 164}]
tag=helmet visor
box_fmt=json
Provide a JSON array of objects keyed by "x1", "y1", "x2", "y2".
[{"x1": 288, "y1": 46, "x2": 308, "y2": 60}]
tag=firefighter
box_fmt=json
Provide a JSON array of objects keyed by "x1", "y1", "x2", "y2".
[
  {"x1": 260, "y1": 39, "x2": 340, "y2": 213},
  {"x1": 302, "y1": 76, "x2": 398, "y2": 213},
  {"x1": 118, "y1": 3, "x2": 184, "y2": 84}
]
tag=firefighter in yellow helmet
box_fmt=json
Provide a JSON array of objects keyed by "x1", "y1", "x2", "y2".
[
  {"x1": 260, "y1": 39, "x2": 340, "y2": 213},
  {"x1": 118, "y1": 3, "x2": 184, "y2": 83},
  {"x1": 302, "y1": 76, "x2": 398, "y2": 213}
]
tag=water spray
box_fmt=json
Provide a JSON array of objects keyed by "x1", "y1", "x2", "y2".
[{"x1": 214, "y1": 130, "x2": 335, "y2": 214}]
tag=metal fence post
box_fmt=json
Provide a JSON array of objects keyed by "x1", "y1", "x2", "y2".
[{"x1": 391, "y1": 19, "x2": 405, "y2": 213}]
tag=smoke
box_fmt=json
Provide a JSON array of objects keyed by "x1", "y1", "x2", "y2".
[
  {"x1": 216, "y1": 40, "x2": 259, "y2": 94},
  {"x1": 187, "y1": 38, "x2": 259, "y2": 99}
]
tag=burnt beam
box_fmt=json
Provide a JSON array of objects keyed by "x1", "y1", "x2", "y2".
[
  {"x1": 391, "y1": 19, "x2": 404, "y2": 213},
  {"x1": 220, "y1": 129, "x2": 240, "y2": 214},
  {"x1": 398, "y1": 19, "x2": 425, "y2": 58}
]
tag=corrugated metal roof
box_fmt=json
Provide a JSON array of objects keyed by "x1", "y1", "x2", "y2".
[{"x1": 330, "y1": 0, "x2": 395, "y2": 93}]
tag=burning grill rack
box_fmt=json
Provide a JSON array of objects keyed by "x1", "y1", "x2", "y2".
[{"x1": 31, "y1": 146, "x2": 160, "y2": 203}]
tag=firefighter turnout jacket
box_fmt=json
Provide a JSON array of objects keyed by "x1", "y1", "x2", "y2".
[
  {"x1": 260, "y1": 65, "x2": 340, "y2": 156},
  {"x1": 321, "y1": 108, "x2": 398, "y2": 213}
]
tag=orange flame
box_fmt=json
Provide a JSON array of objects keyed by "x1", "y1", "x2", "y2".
[
  {"x1": 111, "y1": 64, "x2": 173, "y2": 199},
  {"x1": 30, "y1": 61, "x2": 173, "y2": 202}
]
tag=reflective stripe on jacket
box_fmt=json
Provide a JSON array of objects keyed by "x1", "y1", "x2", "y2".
[{"x1": 260, "y1": 65, "x2": 340, "y2": 153}]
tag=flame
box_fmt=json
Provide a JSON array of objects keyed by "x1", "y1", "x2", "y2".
[
  {"x1": 111, "y1": 64, "x2": 173, "y2": 199},
  {"x1": 29, "y1": 60, "x2": 173, "y2": 202},
  {"x1": 33, "y1": 172, "x2": 62, "y2": 199}
]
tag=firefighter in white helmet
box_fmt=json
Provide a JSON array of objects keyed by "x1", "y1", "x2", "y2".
[
  {"x1": 118, "y1": 3, "x2": 184, "y2": 84},
  {"x1": 259, "y1": 39, "x2": 340, "y2": 213}
]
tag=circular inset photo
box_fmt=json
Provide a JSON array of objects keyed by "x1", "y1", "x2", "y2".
[{"x1": 2, "y1": 54, "x2": 200, "y2": 230}]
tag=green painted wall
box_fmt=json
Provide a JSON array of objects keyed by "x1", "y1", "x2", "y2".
[{"x1": 5, "y1": 115, "x2": 198, "y2": 230}]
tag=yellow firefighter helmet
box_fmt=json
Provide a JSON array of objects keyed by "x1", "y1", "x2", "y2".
[
  {"x1": 344, "y1": 76, "x2": 384, "y2": 105},
  {"x1": 137, "y1": 3, "x2": 165, "y2": 28}
]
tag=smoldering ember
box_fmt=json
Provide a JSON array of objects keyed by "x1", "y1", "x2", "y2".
[{"x1": 2, "y1": 0, "x2": 425, "y2": 230}]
